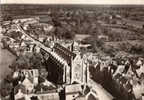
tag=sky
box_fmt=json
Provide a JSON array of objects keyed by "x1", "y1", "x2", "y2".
[{"x1": 1, "y1": 0, "x2": 144, "y2": 4}]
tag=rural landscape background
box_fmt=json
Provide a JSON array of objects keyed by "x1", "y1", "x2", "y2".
[
  {"x1": 1, "y1": 4, "x2": 144, "y2": 57},
  {"x1": 1, "y1": 4, "x2": 144, "y2": 100}
]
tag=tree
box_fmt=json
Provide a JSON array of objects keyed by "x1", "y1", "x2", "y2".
[
  {"x1": 4, "y1": 74, "x2": 14, "y2": 83},
  {"x1": 9, "y1": 55, "x2": 30, "y2": 70},
  {"x1": 6, "y1": 31, "x2": 22, "y2": 40},
  {"x1": 0, "y1": 80, "x2": 13, "y2": 97},
  {"x1": 3, "y1": 15, "x2": 13, "y2": 21},
  {"x1": 29, "y1": 53, "x2": 43, "y2": 69},
  {"x1": 10, "y1": 52, "x2": 45, "y2": 70},
  {"x1": 39, "y1": 68, "x2": 48, "y2": 79}
]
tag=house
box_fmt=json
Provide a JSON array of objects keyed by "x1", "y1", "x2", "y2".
[
  {"x1": 20, "y1": 69, "x2": 39, "y2": 86},
  {"x1": 14, "y1": 69, "x2": 39, "y2": 93},
  {"x1": 14, "y1": 82, "x2": 59, "y2": 100},
  {"x1": 14, "y1": 83, "x2": 26, "y2": 100},
  {"x1": 14, "y1": 68, "x2": 59, "y2": 100},
  {"x1": 36, "y1": 91, "x2": 60, "y2": 100},
  {"x1": 22, "y1": 74, "x2": 34, "y2": 93},
  {"x1": 20, "y1": 69, "x2": 39, "y2": 77},
  {"x1": 65, "y1": 84, "x2": 83, "y2": 100}
]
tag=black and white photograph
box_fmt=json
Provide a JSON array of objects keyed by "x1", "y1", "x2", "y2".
[{"x1": 0, "y1": 0, "x2": 144, "y2": 100}]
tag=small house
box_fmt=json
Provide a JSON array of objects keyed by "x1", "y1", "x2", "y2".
[
  {"x1": 22, "y1": 75, "x2": 34, "y2": 93},
  {"x1": 65, "y1": 84, "x2": 83, "y2": 100},
  {"x1": 14, "y1": 83, "x2": 26, "y2": 100}
]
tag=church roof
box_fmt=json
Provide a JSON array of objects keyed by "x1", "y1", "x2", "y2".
[{"x1": 53, "y1": 43, "x2": 76, "y2": 63}]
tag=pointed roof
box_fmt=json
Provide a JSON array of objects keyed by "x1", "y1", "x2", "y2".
[
  {"x1": 22, "y1": 76, "x2": 33, "y2": 86},
  {"x1": 87, "y1": 93, "x2": 99, "y2": 100},
  {"x1": 14, "y1": 84, "x2": 26, "y2": 95}
]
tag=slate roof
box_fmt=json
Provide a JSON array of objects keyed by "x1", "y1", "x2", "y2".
[{"x1": 53, "y1": 43, "x2": 76, "y2": 63}]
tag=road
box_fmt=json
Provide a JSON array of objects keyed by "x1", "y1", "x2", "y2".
[
  {"x1": 0, "y1": 33, "x2": 16, "y2": 84},
  {"x1": 16, "y1": 24, "x2": 67, "y2": 66}
]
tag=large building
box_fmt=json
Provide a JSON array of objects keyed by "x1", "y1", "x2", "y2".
[{"x1": 40, "y1": 41, "x2": 88, "y2": 85}]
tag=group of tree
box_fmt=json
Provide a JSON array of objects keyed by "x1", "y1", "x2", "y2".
[
  {"x1": 118, "y1": 42, "x2": 144, "y2": 55},
  {"x1": 49, "y1": 9, "x2": 105, "y2": 39},
  {"x1": 9, "y1": 52, "x2": 45, "y2": 70},
  {"x1": 0, "y1": 74, "x2": 14, "y2": 98}
]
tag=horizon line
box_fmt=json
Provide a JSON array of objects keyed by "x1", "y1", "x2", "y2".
[{"x1": 1, "y1": 3, "x2": 144, "y2": 5}]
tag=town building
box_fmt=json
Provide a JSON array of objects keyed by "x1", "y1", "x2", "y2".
[
  {"x1": 14, "y1": 69, "x2": 59, "y2": 100},
  {"x1": 14, "y1": 84, "x2": 60, "y2": 100},
  {"x1": 65, "y1": 84, "x2": 83, "y2": 100}
]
